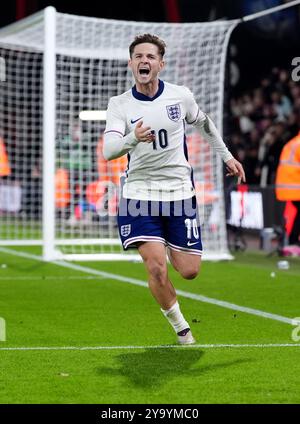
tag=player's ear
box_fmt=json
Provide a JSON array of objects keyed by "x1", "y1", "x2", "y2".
[
  {"x1": 128, "y1": 59, "x2": 132, "y2": 69},
  {"x1": 159, "y1": 60, "x2": 165, "y2": 72}
]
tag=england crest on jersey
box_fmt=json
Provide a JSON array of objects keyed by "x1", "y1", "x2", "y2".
[
  {"x1": 121, "y1": 224, "x2": 131, "y2": 237},
  {"x1": 166, "y1": 104, "x2": 181, "y2": 122}
]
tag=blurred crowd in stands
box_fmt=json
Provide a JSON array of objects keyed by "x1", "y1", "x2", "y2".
[{"x1": 227, "y1": 66, "x2": 300, "y2": 186}]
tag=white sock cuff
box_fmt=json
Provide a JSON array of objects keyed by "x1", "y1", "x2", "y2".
[
  {"x1": 161, "y1": 301, "x2": 189, "y2": 333},
  {"x1": 161, "y1": 301, "x2": 179, "y2": 316}
]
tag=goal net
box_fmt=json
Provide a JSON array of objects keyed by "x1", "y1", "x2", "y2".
[{"x1": 0, "y1": 7, "x2": 239, "y2": 260}]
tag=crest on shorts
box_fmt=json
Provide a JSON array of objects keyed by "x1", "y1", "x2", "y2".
[
  {"x1": 121, "y1": 224, "x2": 131, "y2": 237},
  {"x1": 166, "y1": 104, "x2": 181, "y2": 122}
]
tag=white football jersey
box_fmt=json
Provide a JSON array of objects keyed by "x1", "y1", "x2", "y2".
[{"x1": 104, "y1": 80, "x2": 205, "y2": 201}]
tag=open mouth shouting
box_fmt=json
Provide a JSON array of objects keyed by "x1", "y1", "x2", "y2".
[{"x1": 138, "y1": 67, "x2": 150, "y2": 78}]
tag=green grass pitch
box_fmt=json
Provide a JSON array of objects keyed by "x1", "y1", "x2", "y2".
[{"x1": 0, "y1": 247, "x2": 299, "y2": 404}]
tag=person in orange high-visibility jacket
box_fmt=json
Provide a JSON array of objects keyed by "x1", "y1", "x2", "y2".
[
  {"x1": 55, "y1": 168, "x2": 70, "y2": 209},
  {"x1": 275, "y1": 131, "x2": 300, "y2": 245},
  {"x1": 0, "y1": 137, "x2": 11, "y2": 177}
]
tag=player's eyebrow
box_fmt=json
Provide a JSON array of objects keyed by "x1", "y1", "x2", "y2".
[{"x1": 134, "y1": 53, "x2": 158, "y2": 58}]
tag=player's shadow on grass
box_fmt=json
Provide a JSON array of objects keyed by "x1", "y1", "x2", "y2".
[
  {"x1": 7, "y1": 261, "x2": 47, "y2": 274},
  {"x1": 96, "y1": 348, "x2": 252, "y2": 389}
]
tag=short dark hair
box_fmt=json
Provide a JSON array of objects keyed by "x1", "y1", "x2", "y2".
[{"x1": 129, "y1": 34, "x2": 166, "y2": 58}]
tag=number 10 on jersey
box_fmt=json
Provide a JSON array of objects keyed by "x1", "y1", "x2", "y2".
[{"x1": 152, "y1": 129, "x2": 168, "y2": 150}]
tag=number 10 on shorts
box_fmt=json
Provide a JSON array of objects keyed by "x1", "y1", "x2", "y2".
[{"x1": 185, "y1": 219, "x2": 199, "y2": 240}]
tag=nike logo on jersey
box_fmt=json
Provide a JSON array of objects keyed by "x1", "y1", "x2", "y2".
[
  {"x1": 187, "y1": 241, "x2": 200, "y2": 247},
  {"x1": 130, "y1": 117, "x2": 143, "y2": 124}
]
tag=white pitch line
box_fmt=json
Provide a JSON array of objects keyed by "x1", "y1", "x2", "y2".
[
  {"x1": 0, "y1": 343, "x2": 299, "y2": 352},
  {"x1": 0, "y1": 247, "x2": 295, "y2": 325}
]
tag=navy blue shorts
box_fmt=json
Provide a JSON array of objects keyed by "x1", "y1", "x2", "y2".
[{"x1": 117, "y1": 196, "x2": 203, "y2": 256}]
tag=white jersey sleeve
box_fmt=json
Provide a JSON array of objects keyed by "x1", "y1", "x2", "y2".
[
  {"x1": 182, "y1": 86, "x2": 205, "y2": 124},
  {"x1": 194, "y1": 114, "x2": 233, "y2": 163},
  {"x1": 103, "y1": 97, "x2": 138, "y2": 160},
  {"x1": 182, "y1": 86, "x2": 233, "y2": 163}
]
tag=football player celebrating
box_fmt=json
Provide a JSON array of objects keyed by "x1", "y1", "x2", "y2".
[{"x1": 103, "y1": 34, "x2": 245, "y2": 345}]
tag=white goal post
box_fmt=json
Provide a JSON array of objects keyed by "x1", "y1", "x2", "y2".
[{"x1": 0, "y1": 7, "x2": 241, "y2": 261}]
